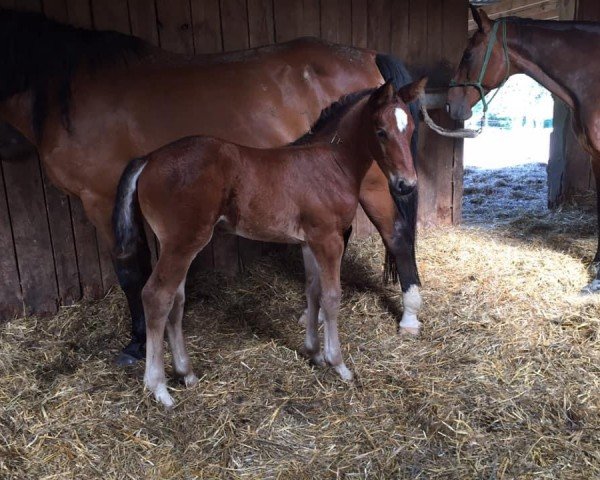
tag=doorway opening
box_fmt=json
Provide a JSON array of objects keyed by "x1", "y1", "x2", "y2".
[{"x1": 461, "y1": 74, "x2": 554, "y2": 227}]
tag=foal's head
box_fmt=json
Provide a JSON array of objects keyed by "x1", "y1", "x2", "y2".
[{"x1": 366, "y1": 77, "x2": 427, "y2": 197}]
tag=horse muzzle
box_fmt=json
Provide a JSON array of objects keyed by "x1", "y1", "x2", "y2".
[
  {"x1": 389, "y1": 177, "x2": 416, "y2": 197},
  {"x1": 446, "y1": 101, "x2": 473, "y2": 122}
]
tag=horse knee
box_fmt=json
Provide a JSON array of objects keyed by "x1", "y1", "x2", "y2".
[
  {"x1": 320, "y1": 288, "x2": 341, "y2": 314},
  {"x1": 142, "y1": 282, "x2": 173, "y2": 327}
]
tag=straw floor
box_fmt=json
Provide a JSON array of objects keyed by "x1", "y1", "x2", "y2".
[{"x1": 1, "y1": 173, "x2": 599, "y2": 478}]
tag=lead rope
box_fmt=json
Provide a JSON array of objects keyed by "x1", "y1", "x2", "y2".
[{"x1": 428, "y1": 19, "x2": 511, "y2": 139}]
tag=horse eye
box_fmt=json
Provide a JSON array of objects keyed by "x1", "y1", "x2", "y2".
[
  {"x1": 463, "y1": 52, "x2": 472, "y2": 62},
  {"x1": 376, "y1": 129, "x2": 388, "y2": 140}
]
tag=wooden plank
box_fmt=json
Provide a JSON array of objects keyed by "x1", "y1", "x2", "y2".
[
  {"x1": 577, "y1": 0, "x2": 600, "y2": 21},
  {"x1": 190, "y1": 0, "x2": 222, "y2": 54},
  {"x1": 351, "y1": 0, "x2": 368, "y2": 48},
  {"x1": 91, "y1": 0, "x2": 130, "y2": 33},
  {"x1": 2, "y1": 155, "x2": 58, "y2": 315},
  {"x1": 274, "y1": 0, "x2": 320, "y2": 42},
  {"x1": 69, "y1": 198, "x2": 103, "y2": 299},
  {"x1": 367, "y1": 0, "x2": 391, "y2": 52},
  {"x1": 442, "y1": 0, "x2": 468, "y2": 85},
  {"x1": 320, "y1": 0, "x2": 351, "y2": 45},
  {"x1": 247, "y1": 0, "x2": 274, "y2": 47},
  {"x1": 128, "y1": 0, "x2": 160, "y2": 45},
  {"x1": 155, "y1": 0, "x2": 194, "y2": 54},
  {"x1": 407, "y1": 0, "x2": 427, "y2": 69},
  {"x1": 451, "y1": 125, "x2": 464, "y2": 225},
  {"x1": 0, "y1": 162, "x2": 24, "y2": 319},
  {"x1": 5, "y1": 0, "x2": 59, "y2": 316},
  {"x1": 426, "y1": 0, "x2": 443, "y2": 86},
  {"x1": 42, "y1": 0, "x2": 67, "y2": 19},
  {"x1": 220, "y1": 0, "x2": 249, "y2": 51},
  {"x1": 65, "y1": 0, "x2": 93, "y2": 27},
  {"x1": 41, "y1": 173, "x2": 81, "y2": 305},
  {"x1": 390, "y1": 0, "x2": 409, "y2": 60}
]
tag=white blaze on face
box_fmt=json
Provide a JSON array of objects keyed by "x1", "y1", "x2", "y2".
[{"x1": 394, "y1": 107, "x2": 408, "y2": 132}]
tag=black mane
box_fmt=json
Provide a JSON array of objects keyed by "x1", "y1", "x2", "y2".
[
  {"x1": 292, "y1": 88, "x2": 375, "y2": 145},
  {"x1": 0, "y1": 9, "x2": 152, "y2": 141}
]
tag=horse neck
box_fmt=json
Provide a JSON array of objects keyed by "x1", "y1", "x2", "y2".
[
  {"x1": 322, "y1": 98, "x2": 377, "y2": 185},
  {"x1": 506, "y1": 22, "x2": 593, "y2": 109}
]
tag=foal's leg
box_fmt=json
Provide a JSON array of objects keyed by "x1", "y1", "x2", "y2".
[
  {"x1": 165, "y1": 279, "x2": 198, "y2": 387},
  {"x1": 309, "y1": 236, "x2": 353, "y2": 381},
  {"x1": 301, "y1": 245, "x2": 324, "y2": 365},
  {"x1": 142, "y1": 247, "x2": 198, "y2": 408},
  {"x1": 297, "y1": 227, "x2": 350, "y2": 327}
]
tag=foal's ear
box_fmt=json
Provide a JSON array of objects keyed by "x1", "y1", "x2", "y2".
[
  {"x1": 374, "y1": 81, "x2": 396, "y2": 106},
  {"x1": 397, "y1": 76, "x2": 428, "y2": 104},
  {"x1": 471, "y1": 6, "x2": 492, "y2": 33}
]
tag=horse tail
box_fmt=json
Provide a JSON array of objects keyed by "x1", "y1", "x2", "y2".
[
  {"x1": 375, "y1": 53, "x2": 420, "y2": 287},
  {"x1": 113, "y1": 156, "x2": 149, "y2": 260}
]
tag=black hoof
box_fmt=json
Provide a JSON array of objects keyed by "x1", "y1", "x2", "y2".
[{"x1": 115, "y1": 342, "x2": 145, "y2": 367}]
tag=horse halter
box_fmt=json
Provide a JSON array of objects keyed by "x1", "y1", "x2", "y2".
[{"x1": 448, "y1": 19, "x2": 510, "y2": 113}]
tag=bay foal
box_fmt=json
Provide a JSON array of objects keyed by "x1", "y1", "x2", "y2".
[{"x1": 113, "y1": 79, "x2": 426, "y2": 408}]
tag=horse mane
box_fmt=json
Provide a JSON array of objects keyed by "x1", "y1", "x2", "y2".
[
  {"x1": 291, "y1": 88, "x2": 375, "y2": 146},
  {"x1": 504, "y1": 16, "x2": 600, "y2": 34},
  {"x1": 0, "y1": 9, "x2": 152, "y2": 141}
]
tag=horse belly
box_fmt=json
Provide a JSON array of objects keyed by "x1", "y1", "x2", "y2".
[{"x1": 220, "y1": 214, "x2": 305, "y2": 244}]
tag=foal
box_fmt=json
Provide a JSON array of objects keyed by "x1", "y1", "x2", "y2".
[{"x1": 113, "y1": 79, "x2": 426, "y2": 408}]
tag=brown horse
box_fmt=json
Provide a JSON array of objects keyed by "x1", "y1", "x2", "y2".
[
  {"x1": 0, "y1": 10, "x2": 422, "y2": 364},
  {"x1": 447, "y1": 7, "x2": 600, "y2": 293},
  {"x1": 113, "y1": 79, "x2": 426, "y2": 408}
]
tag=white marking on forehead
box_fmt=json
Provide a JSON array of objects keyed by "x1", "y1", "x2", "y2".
[{"x1": 394, "y1": 107, "x2": 408, "y2": 132}]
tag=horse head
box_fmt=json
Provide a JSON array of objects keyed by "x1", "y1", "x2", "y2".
[
  {"x1": 447, "y1": 7, "x2": 512, "y2": 121},
  {"x1": 366, "y1": 77, "x2": 427, "y2": 198}
]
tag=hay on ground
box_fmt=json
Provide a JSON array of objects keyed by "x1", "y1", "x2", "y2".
[{"x1": 0, "y1": 208, "x2": 599, "y2": 479}]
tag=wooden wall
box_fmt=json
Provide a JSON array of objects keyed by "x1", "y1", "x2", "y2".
[
  {"x1": 0, "y1": 0, "x2": 467, "y2": 320},
  {"x1": 547, "y1": 0, "x2": 598, "y2": 207}
]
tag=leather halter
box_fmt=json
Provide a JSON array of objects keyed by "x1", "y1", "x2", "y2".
[{"x1": 449, "y1": 19, "x2": 510, "y2": 112}]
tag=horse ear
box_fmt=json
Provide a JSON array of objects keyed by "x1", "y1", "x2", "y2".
[
  {"x1": 471, "y1": 6, "x2": 492, "y2": 33},
  {"x1": 374, "y1": 81, "x2": 396, "y2": 106},
  {"x1": 397, "y1": 76, "x2": 428, "y2": 104},
  {"x1": 471, "y1": 7, "x2": 492, "y2": 33}
]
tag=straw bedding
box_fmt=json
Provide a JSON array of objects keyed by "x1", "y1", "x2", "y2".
[{"x1": 0, "y1": 204, "x2": 599, "y2": 478}]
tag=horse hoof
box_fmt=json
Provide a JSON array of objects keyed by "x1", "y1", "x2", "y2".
[
  {"x1": 115, "y1": 341, "x2": 145, "y2": 367},
  {"x1": 310, "y1": 351, "x2": 326, "y2": 367},
  {"x1": 399, "y1": 325, "x2": 421, "y2": 336},
  {"x1": 580, "y1": 279, "x2": 600, "y2": 295},
  {"x1": 298, "y1": 309, "x2": 326, "y2": 326},
  {"x1": 334, "y1": 364, "x2": 354, "y2": 382},
  {"x1": 154, "y1": 384, "x2": 175, "y2": 409},
  {"x1": 184, "y1": 372, "x2": 199, "y2": 388},
  {"x1": 115, "y1": 351, "x2": 141, "y2": 367}
]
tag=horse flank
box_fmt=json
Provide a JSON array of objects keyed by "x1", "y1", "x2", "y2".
[{"x1": 0, "y1": 8, "x2": 151, "y2": 140}]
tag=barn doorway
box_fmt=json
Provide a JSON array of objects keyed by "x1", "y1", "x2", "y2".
[{"x1": 461, "y1": 74, "x2": 554, "y2": 227}]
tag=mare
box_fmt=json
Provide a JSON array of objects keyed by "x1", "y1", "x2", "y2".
[
  {"x1": 0, "y1": 10, "x2": 422, "y2": 364},
  {"x1": 113, "y1": 79, "x2": 426, "y2": 408},
  {"x1": 447, "y1": 7, "x2": 600, "y2": 293}
]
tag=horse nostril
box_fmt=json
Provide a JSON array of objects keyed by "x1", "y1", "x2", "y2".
[{"x1": 391, "y1": 178, "x2": 415, "y2": 196}]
